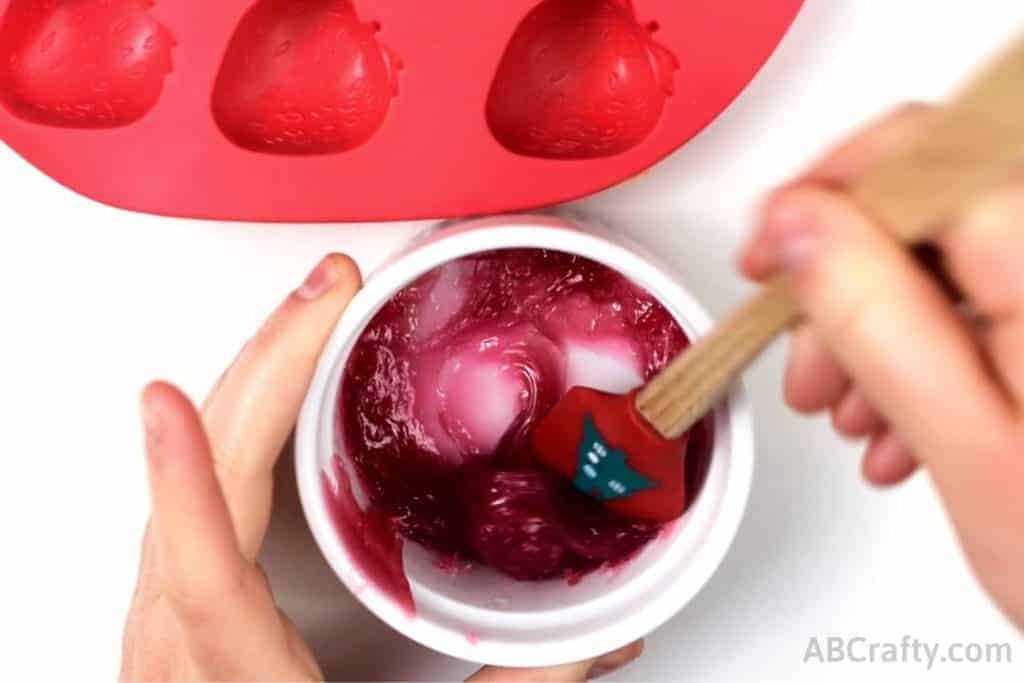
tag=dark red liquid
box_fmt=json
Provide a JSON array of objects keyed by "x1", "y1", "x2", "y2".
[{"x1": 331, "y1": 249, "x2": 712, "y2": 588}]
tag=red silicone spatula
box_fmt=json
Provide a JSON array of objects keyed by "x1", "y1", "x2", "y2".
[{"x1": 533, "y1": 31, "x2": 1024, "y2": 523}]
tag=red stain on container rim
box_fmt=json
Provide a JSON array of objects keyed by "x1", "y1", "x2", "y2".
[{"x1": 322, "y1": 456, "x2": 414, "y2": 616}]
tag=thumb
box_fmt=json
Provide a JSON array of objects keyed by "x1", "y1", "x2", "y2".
[
  {"x1": 468, "y1": 641, "x2": 644, "y2": 682},
  {"x1": 202, "y1": 253, "x2": 361, "y2": 560}
]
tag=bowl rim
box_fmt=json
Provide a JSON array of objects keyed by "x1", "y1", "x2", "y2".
[{"x1": 295, "y1": 214, "x2": 754, "y2": 667}]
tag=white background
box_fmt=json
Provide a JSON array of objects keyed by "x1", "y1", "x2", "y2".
[{"x1": 2, "y1": 1, "x2": 1022, "y2": 681}]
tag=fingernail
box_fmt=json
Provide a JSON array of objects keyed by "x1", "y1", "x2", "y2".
[
  {"x1": 765, "y1": 199, "x2": 821, "y2": 272},
  {"x1": 296, "y1": 256, "x2": 337, "y2": 300},
  {"x1": 140, "y1": 398, "x2": 163, "y2": 451}
]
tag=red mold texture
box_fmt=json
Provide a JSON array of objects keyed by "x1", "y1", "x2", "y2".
[
  {"x1": 486, "y1": 0, "x2": 678, "y2": 159},
  {"x1": 0, "y1": 0, "x2": 174, "y2": 128},
  {"x1": 0, "y1": 0, "x2": 804, "y2": 219},
  {"x1": 212, "y1": 0, "x2": 401, "y2": 155}
]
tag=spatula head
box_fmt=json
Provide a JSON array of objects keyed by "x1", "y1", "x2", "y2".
[{"x1": 531, "y1": 387, "x2": 689, "y2": 522}]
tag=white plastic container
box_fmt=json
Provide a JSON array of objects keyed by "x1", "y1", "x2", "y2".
[{"x1": 296, "y1": 214, "x2": 754, "y2": 667}]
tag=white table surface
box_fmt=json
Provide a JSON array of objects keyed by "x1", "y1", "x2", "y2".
[{"x1": 2, "y1": 2, "x2": 1022, "y2": 681}]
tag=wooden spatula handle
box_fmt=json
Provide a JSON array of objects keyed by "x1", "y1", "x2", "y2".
[
  {"x1": 636, "y1": 275, "x2": 799, "y2": 439},
  {"x1": 851, "y1": 36, "x2": 1024, "y2": 241},
  {"x1": 636, "y1": 33, "x2": 1024, "y2": 440}
]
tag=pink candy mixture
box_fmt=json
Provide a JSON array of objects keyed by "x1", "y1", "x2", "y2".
[{"x1": 331, "y1": 249, "x2": 712, "y2": 588}]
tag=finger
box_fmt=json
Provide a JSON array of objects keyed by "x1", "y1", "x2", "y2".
[
  {"x1": 126, "y1": 523, "x2": 160, "y2": 615},
  {"x1": 940, "y1": 183, "x2": 1024, "y2": 401},
  {"x1": 862, "y1": 429, "x2": 920, "y2": 486},
  {"x1": 181, "y1": 566, "x2": 320, "y2": 682},
  {"x1": 469, "y1": 641, "x2": 643, "y2": 682},
  {"x1": 784, "y1": 326, "x2": 849, "y2": 413},
  {"x1": 141, "y1": 382, "x2": 246, "y2": 612},
  {"x1": 202, "y1": 253, "x2": 361, "y2": 559},
  {"x1": 831, "y1": 388, "x2": 886, "y2": 439},
  {"x1": 805, "y1": 102, "x2": 935, "y2": 185},
  {"x1": 754, "y1": 185, "x2": 1016, "y2": 479},
  {"x1": 141, "y1": 383, "x2": 323, "y2": 680},
  {"x1": 740, "y1": 103, "x2": 934, "y2": 280}
]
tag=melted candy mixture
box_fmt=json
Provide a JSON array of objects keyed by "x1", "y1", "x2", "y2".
[{"x1": 334, "y1": 249, "x2": 712, "y2": 584}]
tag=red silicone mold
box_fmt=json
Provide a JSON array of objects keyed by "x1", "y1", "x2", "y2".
[{"x1": 0, "y1": 0, "x2": 802, "y2": 221}]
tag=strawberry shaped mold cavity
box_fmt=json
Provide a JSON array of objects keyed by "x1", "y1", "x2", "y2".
[
  {"x1": 0, "y1": 0, "x2": 174, "y2": 128},
  {"x1": 486, "y1": 0, "x2": 678, "y2": 159},
  {"x1": 0, "y1": 0, "x2": 805, "y2": 219},
  {"x1": 212, "y1": 0, "x2": 401, "y2": 155}
]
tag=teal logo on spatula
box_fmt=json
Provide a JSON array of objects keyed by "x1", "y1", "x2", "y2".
[{"x1": 573, "y1": 414, "x2": 656, "y2": 501}]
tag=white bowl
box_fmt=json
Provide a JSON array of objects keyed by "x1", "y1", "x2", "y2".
[{"x1": 296, "y1": 214, "x2": 753, "y2": 668}]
